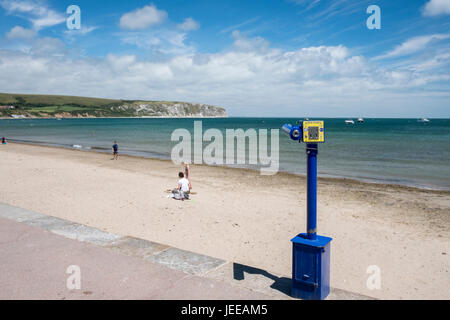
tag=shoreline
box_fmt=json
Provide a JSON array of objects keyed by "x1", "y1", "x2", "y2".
[
  {"x1": 0, "y1": 115, "x2": 229, "y2": 119},
  {"x1": 3, "y1": 116, "x2": 450, "y2": 119},
  {"x1": 6, "y1": 139, "x2": 450, "y2": 194}
]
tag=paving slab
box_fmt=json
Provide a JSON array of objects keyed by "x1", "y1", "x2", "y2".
[
  {"x1": 105, "y1": 236, "x2": 170, "y2": 259},
  {"x1": 22, "y1": 215, "x2": 75, "y2": 230},
  {"x1": 0, "y1": 203, "x2": 45, "y2": 222},
  {"x1": 148, "y1": 247, "x2": 227, "y2": 276},
  {"x1": 50, "y1": 223, "x2": 123, "y2": 246}
]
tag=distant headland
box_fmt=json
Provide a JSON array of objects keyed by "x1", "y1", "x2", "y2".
[{"x1": 0, "y1": 93, "x2": 227, "y2": 118}]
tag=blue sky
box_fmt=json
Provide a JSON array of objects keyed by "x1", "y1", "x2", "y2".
[{"x1": 0, "y1": 0, "x2": 449, "y2": 117}]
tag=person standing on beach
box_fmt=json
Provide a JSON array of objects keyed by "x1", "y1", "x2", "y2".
[
  {"x1": 183, "y1": 162, "x2": 191, "y2": 180},
  {"x1": 1, "y1": 137, "x2": 6, "y2": 145},
  {"x1": 112, "y1": 140, "x2": 119, "y2": 160}
]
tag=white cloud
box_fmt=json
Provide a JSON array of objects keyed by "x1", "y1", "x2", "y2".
[
  {"x1": 6, "y1": 26, "x2": 36, "y2": 39},
  {"x1": 289, "y1": 0, "x2": 320, "y2": 5},
  {"x1": 29, "y1": 37, "x2": 67, "y2": 56},
  {"x1": 423, "y1": 0, "x2": 450, "y2": 16},
  {"x1": 0, "y1": 0, "x2": 65, "y2": 30},
  {"x1": 64, "y1": 26, "x2": 98, "y2": 37},
  {"x1": 219, "y1": 17, "x2": 261, "y2": 34},
  {"x1": 289, "y1": 0, "x2": 321, "y2": 15},
  {"x1": 119, "y1": 4, "x2": 167, "y2": 30},
  {"x1": 376, "y1": 34, "x2": 450, "y2": 59},
  {"x1": 118, "y1": 30, "x2": 195, "y2": 56},
  {"x1": 0, "y1": 0, "x2": 37, "y2": 13},
  {"x1": 31, "y1": 9, "x2": 65, "y2": 30},
  {"x1": 0, "y1": 33, "x2": 448, "y2": 117},
  {"x1": 177, "y1": 18, "x2": 200, "y2": 31},
  {"x1": 107, "y1": 54, "x2": 137, "y2": 72},
  {"x1": 410, "y1": 52, "x2": 450, "y2": 71}
]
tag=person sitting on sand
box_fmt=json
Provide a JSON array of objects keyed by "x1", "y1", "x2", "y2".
[
  {"x1": 112, "y1": 140, "x2": 118, "y2": 160},
  {"x1": 1, "y1": 137, "x2": 6, "y2": 145},
  {"x1": 172, "y1": 172, "x2": 191, "y2": 200}
]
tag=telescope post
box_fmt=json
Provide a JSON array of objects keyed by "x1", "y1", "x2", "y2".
[
  {"x1": 306, "y1": 143, "x2": 318, "y2": 240},
  {"x1": 285, "y1": 122, "x2": 331, "y2": 300}
]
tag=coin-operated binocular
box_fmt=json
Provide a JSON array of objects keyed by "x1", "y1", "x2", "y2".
[
  {"x1": 281, "y1": 120, "x2": 331, "y2": 300},
  {"x1": 282, "y1": 120, "x2": 324, "y2": 143}
]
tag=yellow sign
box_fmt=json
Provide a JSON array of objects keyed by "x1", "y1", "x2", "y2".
[{"x1": 302, "y1": 121, "x2": 325, "y2": 143}]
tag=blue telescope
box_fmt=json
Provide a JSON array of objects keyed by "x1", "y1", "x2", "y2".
[
  {"x1": 282, "y1": 124, "x2": 302, "y2": 141},
  {"x1": 282, "y1": 120, "x2": 331, "y2": 300}
]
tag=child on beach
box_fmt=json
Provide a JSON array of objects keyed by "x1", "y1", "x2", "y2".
[
  {"x1": 112, "y1": 141, "x2": 118, "y2": 160},
  {"x1": 182, "y1": 162, "x2": 190, "y2": 179},
  {"x1": 182, "y1": 162, "x2": 192, "y2": 188},
  {"x1": 1, "y1": 137, "x2": 6, "y2": 144},
  {"x1": 172, "y1": 172, "x2": 191, "y2": 200}
]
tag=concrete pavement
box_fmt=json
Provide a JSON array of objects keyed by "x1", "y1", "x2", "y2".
[
  {"x1": 0, "y1": 203, "x2": 374, "y2": 300},
  {"x1": 0, "y1": 216, "x2": 273, "y2": 299}
]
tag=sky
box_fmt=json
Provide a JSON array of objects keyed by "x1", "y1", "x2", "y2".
[{"x1": 0, "y1": 0, "x2": 449, "y2": 117}]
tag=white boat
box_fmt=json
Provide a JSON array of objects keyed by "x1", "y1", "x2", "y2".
[
  {"x1": 358, "y1": 117, "x2": 364, "y2": 123},
  {"x1": 418, "y1": 118, "x2": 430, "y2": 122},
  {"x1": 345, "y1": 119, "x2": 355, "y2": 124}
]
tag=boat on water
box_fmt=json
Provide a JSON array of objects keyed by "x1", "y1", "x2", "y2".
[
  {"x1": 358, "y1": 117, "x2": 364, "y2": 123},
  {"x1": 418, "y1": 118, "x2": 430, "y2": 123},
  {"x1": 345, "y1": 119, "x2": 355, "y2": 124}
]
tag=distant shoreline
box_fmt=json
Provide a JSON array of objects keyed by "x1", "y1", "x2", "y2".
[
  {"x1": 0, "y1": 115, "x2": 228, "y2": 119},
  {"x1": 2, "y1": 116, "x2": 450, "y2": 120},
  {"x1": 0, "y1": 93, "x2": 228, "y2": 118}
]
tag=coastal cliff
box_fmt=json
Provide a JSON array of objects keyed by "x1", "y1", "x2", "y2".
[
  {"x1": 0, "y1": 93, "x2": 227, "y2": 118},
  {"x1": 114, "y1": 101, "x2": 227, "y2": 118}
]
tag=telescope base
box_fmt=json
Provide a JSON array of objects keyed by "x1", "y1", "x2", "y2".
[{"x1": 291, "y1": 233, "x2": 332, "y2": 300}]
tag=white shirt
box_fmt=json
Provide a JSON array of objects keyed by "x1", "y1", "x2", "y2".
[{"x1": 178, "y1": 178, "x2": 190, "y2": 192}]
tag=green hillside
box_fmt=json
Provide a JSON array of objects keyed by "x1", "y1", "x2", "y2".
[
  {"x1": 0, "y1": 93, "x2": 227, "y2": 118},
  {"x1": 0, "y1": 93, "x2": 121, "y2": 107}
]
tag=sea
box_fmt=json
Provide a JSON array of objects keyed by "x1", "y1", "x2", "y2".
[{"x1": 1, "y1": 118, "x2": 449, "y2": 191}]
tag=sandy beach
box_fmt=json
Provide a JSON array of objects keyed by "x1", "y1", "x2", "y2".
[{"x1": 0, "y1": 142, "x2": 449, "y2": 299}]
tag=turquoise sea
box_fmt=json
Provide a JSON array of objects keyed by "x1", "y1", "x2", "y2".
[{"x1": 1, "y1": 118, "x2": 449, "y2": 190}]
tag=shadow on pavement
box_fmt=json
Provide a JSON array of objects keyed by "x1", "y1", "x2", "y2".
[{"x1": 233, "y1": 262, "x2": 292, "y2": 297}]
